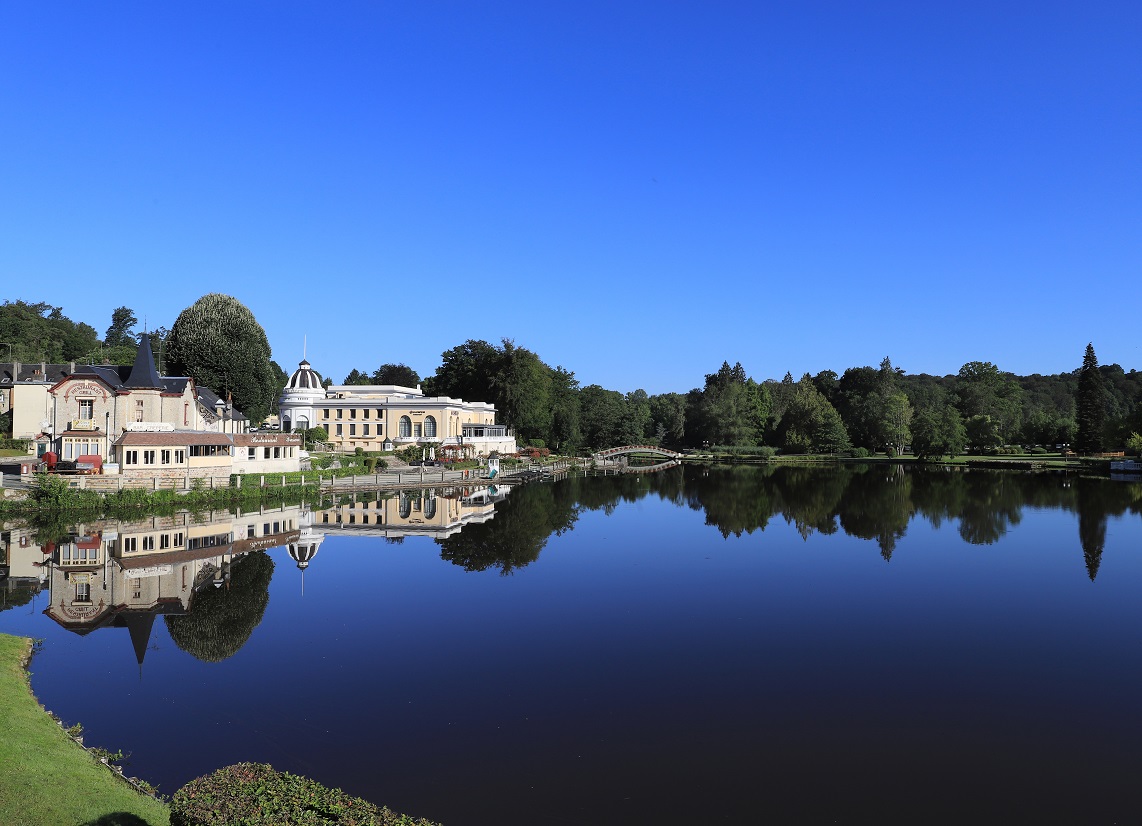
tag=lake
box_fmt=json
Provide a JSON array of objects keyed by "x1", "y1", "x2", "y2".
[{"x1": 3, "y1": 465, "x2": 1142, "y2": 824}]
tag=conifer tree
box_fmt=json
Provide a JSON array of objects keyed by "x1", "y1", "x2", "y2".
[{"x1": 1075, "y1": 343, "x2": 1106, "y2": 454}]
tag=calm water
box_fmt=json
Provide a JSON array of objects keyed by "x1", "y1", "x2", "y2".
[{"x1": 3, "y1": 465, "x2": 1142, "y2": 825}]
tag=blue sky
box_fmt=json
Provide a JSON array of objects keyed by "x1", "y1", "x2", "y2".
[{"x1": 2, "y1": 2, "x2": 1139, "y2": 395}]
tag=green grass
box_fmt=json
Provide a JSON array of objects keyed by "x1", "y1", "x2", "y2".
[
  {"x1": 0, "y1": 634, "x2": 170, "y2": 826},
  {"x1": 0, "y1": 448, "x2": 28, "y2": 457}
]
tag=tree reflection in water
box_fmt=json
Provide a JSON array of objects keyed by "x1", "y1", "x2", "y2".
[
  {"x1": 164, "y1": 551, "x2": 275, "y2": 662},
  {"x1": 437, "y1": 465, "x2": 1142, "y2": 575}
]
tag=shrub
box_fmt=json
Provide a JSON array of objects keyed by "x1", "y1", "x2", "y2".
[
  {"x1": 847, "y1": 447, "x2": 870, "y2": 459},
  {"x1": 170, "y1": 762, "x2": 439, "y2": 826},
  {"x1": 756, "y1": 446, "x2": 777, "y2": 459}
]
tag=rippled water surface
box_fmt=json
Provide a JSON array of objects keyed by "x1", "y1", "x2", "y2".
[{"x1": 3, "y1": 465, "x2": 1142, "y2": 824}]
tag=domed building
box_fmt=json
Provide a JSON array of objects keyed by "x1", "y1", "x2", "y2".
[
  {"x1": 278, "y1": 359, "x2": 326, "y2": 433},
  {"x1": 278, "y1": 356, "x2": 516, "y2": 457}
]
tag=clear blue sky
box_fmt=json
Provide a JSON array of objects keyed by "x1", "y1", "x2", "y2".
[{"x1": 2, "y1": 2, "x2": 1139, "y2": 395}]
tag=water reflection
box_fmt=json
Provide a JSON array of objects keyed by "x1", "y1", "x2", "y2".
[
  {"x1": 3, "y1": 468, "x2": 1140, "y2": 665},
  {"x1": 0, "y1": 483, "x2": 510, "y2": 662},
  {"x1": 437, "y1": 465, "x2": 1142, "y2": 576}
]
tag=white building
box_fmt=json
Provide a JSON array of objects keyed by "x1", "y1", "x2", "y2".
[{"x1": 278, "y1": 359, "x2": 516, "y2": 456}]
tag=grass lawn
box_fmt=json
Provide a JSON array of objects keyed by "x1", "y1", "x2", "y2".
[
  {"x1": 0, "y1": 634, "x2": 170, "y2": 826},
  {"x1": 0, "y1": 449, "x2": 29, "y2": 457}
]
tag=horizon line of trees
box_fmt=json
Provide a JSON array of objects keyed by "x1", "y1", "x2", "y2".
[
  {"x1": 5, "y1": 300, "x2": 1140, "y2": 454},
  {"x1": 411, "y1": 339, "x2": 1142, "y2": 459}
]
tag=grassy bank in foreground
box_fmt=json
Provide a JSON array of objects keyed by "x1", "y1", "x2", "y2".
[{"x1": 0, "y1": 634, "x2": 170, "y2": 826}]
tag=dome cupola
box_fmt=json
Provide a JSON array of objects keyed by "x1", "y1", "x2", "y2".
[{"x1": 287, "y1": 359, "x2": 323, "y2": 391}]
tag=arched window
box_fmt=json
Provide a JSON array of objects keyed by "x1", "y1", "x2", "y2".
[
  {"x1": 399, "y1": 494, "x2": 412, "y2": 519},
  {"x1": 399, "y1": 416, "x2": 412, "y2": 438},
  {"x1": 297, "y1": 416, "x2": 309, "y2": 431},
  {"x1": 424, "y1": 416, "x2": 437, "y2": 438},
  {"x1": 424, "y1": 497, "x2": 437, "y2": 519}
]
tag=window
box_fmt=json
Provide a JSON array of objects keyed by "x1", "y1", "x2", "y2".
[
  {"x1": 78, "y1": 399, "x2": 94, "y2": 420},
  {"x1": 123, "y1": 537, "x2": 137, "y2": 552},
  {"x1": 414, "y1": 422, "x2": 423, "y2": 437},
  {"x1": 264, "y1": 447, "x2": 271, "y2": 459},
  {"x1": 337, "y1": 409, "x2": 343, "y2": 419},
  {"x1": 349, "y1": 424, "x2": 356, "y2": 436},
  {"x1": 160, "y1": 533, "x2": 171, "y2": 549},
  {"x1": 363, "y1": 409, "x2": 370, "y2": 419},
  {"x1": 190, "y1": 444, "x2": 229, "y2": 457},
  {"x1": 248, "y1": 447, "x2": 256, "y2": 459},
  {"x1": 173, "y1": 532, "x2": 183, "y2": 546},
  {"x1": 144, "y1": 450, "x2": 156, "y2": 465},
  {"x1": 135, "y1": 400, "x2": 144, "y2": 422},
  {"x1": 248, "y1": 525, "x2": 255, "y2": 539},
  {"x1": 399, "y1": 416, "x2": 411, "y2": 437},
  {"x1": 184, "y1": 403, "x2": 189, "y2": 425},
  {"x1": 142, "y1": 536, "x2": 155, "y2": 550},
  {"x1": 274, "y1": 447, "x2": 281, "y2": 458},
  {"x1": 363, "y1": 424, "x2": 370, "y2": 436},
  {"x1": 336, "y1": 424, "x2": 343, "y2": 436},
  {"x1": 175, "y1": 450, "x2": 186, "y2": 463},
  {"x1": 125, "y1": 450, "x2": 138, "y2": 465},
  {"x1": 424, "y1": 416, "x2": 437, "y2": 438},
  {"x1": 75, "y1": 583, "x2": 91, "y2": 603},
  {"x1": 323, "y1": 408, "x2": 330, "y2": 419},
  {"x1": 161, "y1": 449, "x2": 171, "y2": 464},
  {"x1": 351, "y1": 409, "x2": 357, "y2": 419}
]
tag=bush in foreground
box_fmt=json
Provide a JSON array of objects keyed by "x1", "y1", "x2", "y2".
[{"x1": 171, "y1": 762, "x2": 439, "y2": 826}]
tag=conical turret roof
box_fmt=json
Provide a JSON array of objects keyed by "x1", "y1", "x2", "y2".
[{"x1": 124, "y1": 334, "x2": 163, "y2": 389}]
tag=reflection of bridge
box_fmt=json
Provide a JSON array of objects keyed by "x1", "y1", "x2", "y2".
[{"x1": 591, "y1": 446, "x2": 683, "y2": 475}]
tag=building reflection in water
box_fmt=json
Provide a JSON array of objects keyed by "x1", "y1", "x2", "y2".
[{"x1": 1, "y1": 483, "x2": 508, "y2": 663}]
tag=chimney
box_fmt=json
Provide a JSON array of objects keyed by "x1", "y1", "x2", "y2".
[
  {"x1": 40, "y1": 361, "x2": 46, "y2": 376},
  {"x1": 69, "y1": 361, "x2": 75, "y2": 374}
]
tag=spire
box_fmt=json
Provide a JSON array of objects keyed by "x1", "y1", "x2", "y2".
[
  {"x1": 125, "y1": 332, "x2": 163, "y2": 389},
  {"x1": 125, "y1": 612, "x2": 157, "y2": 669}
]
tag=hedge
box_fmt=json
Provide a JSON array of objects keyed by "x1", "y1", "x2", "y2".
[{"x1": 170, "y1": 762, "x2": 439, "y2": 826}]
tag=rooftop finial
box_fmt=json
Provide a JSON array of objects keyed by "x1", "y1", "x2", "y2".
[{"x1": 303, "y1": 335, "x2": 307, "y2": 361}]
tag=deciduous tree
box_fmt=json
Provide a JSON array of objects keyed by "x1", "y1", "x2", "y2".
[{"x1": 165, "y1": 294, "x2": 278, "y2": 424}]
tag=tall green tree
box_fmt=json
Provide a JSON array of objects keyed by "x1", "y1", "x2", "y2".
[
  {"x1": 649, "y1": 392, "x2": 687, "y2": 447},
  {"x1": 549, "y1": 366, "x2": 582, "y2": 453},
  {"x1": 955, "y1": 361, "x2": 1024, "y2": 444},
  {"x1": 691, "y1": 361, "x2": 770, "y2": 447},
  {"x1": 580, "y1": 384, "x2": 626, "y2": 449},
  {"x1": 343, "y1": 368, "x2": 371, "y2": 385},
  {"x1": 1075, "y1": 343, "x2": 1107, "y2": 454},
  {"x1": 911, "y1": 403, "x2": 966, "y2": 459},
  {"x1": 776, "y1": 374, "x2": 851, "y2": 453},
  {"x1": 165, "y1": 294, "x2": 278, "y2": 423},
  {"x1": 105, "y1": 306, "x2": 138, "y2": 347}
]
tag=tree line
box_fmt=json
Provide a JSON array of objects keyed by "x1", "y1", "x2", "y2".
[{"x1": 396, "y1": 339, "x2": 1141, "y2": 457}]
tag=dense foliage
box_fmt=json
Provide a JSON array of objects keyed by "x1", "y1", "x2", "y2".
[
  {"x1": 166, "y1": 293, "x2": 278, "y2": 423},
  {"x1": 170, "y1": 762, "x2": 438, "y2": 826},
  {"x1": 0, "y1": 300, "x2": 100, "y2": 363}
]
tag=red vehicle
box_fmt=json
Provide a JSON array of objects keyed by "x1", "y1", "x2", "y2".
[{"x1": 41, "y1": 452, "x2": 103, "y2": 475}]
